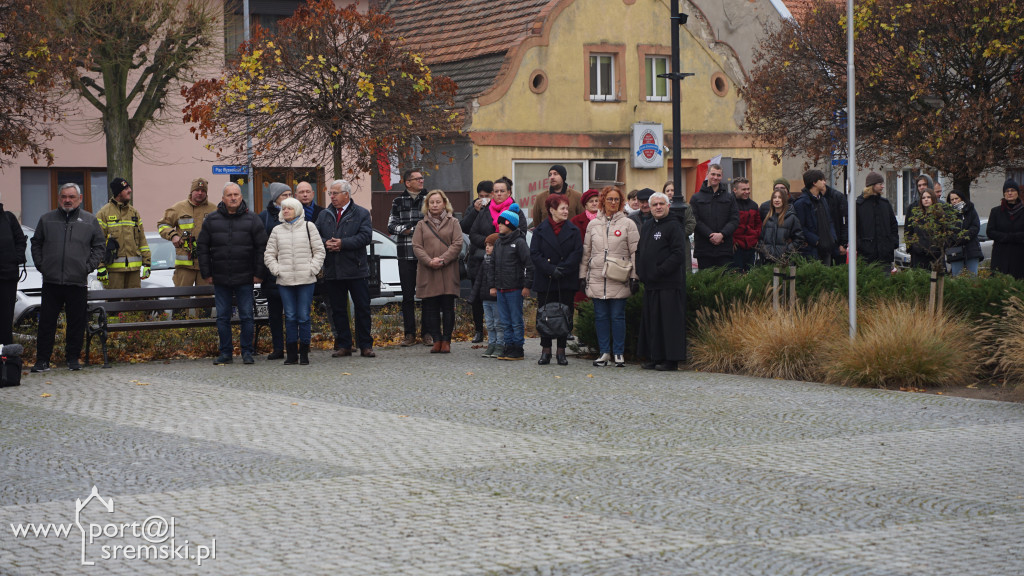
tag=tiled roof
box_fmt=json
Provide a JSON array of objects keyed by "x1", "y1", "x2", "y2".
[
  {"x1": 383, "y1": 0, "x2": 554, "y2": 64},
  {"x1": 785, "y1": 0, "x2": 843, "y2": 24},
  {"x1": 430, "y1": 53, "x2": 508, "y2": 103}
]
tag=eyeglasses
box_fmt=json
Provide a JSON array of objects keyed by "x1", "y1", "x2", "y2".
[
  {"x1": 606, "y1": 197, "x2": 621, "y2": 203},
  {"x1": 407, "y1": 177, "x2": 424, "y2": 181},
  {"x1": 328, "y1": 191, "x2": 348, "y2": 196}
]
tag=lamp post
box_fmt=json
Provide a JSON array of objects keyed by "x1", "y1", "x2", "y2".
[
  {"x1": 660, "y1": 0, "x2": 694, "y2": 222},
  {"x1": 658, "y1": 0, "x2": 695, "y2": 349}
]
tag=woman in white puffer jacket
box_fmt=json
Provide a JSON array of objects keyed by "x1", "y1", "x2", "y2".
[
  {"x1": 264, "y1": 197, "x2": 326, "y2": 365},
  {"x1": 579, "y1": 186, "x2": 639, "y2": 368}
]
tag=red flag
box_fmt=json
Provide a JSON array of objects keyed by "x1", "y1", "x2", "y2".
[
  {"x1": 376, "y1": 147, "x2": 392, "y2": 191},
  {"x1": 694, "y1": 154, "x2": 723, "y2": 196}
]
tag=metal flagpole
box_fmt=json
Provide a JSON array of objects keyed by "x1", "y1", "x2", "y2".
[
  {"x1": 846, "y1": 0, "x2": 857, "y2": 338},
  {"x1": 244, "y1": 0, "x2": 254, "y2": 206}
]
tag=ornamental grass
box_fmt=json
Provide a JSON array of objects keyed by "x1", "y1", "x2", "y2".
[{"x1": 826, "y1": 299, "x2": 979, "y2": 389}]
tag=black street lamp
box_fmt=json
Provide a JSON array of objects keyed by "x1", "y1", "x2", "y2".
[{"x1": 658, "y1": 1, "x2": 694, "y2": 220}]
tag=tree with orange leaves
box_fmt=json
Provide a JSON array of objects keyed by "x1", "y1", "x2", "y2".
[
  {"x1": 0, "y1": 0, "x2": 64, "y2": 167},
  {"x1": 743, "y1": 0, "x2": 1024, "y2": 197},
  {"x1": 182, "y1": 0, "x2": 460, "y2": 180}
]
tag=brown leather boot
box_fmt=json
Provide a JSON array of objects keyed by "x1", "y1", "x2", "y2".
[
  {"x1": 430, "y1": 341, "x2": 442, "y2": 353},
  {"x1": 440, "y1": 340, "x2": 451, "y2": 353}
]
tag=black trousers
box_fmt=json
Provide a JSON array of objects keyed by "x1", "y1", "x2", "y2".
[
  {"x1": 397, "y1": 259, "x2": 422, "y2": 336},
  {"x1": 422, "y1": 295, "x2": 456, "y2": 342},
  {"x1": 536, "y1": 290, "x2": 575, "y2": 348},
  {"x1": 325, "y1": 277, "x2": 373, "y2": 350},
  {"x1": 472, "y1": 297, "x2": 484, "y2": 333},
  {"x1": 0, "y1": 280, "x2": 16, "y2": 345},
  {"x1": 36, "y1": 282, "x2": 88, "y2": 364}
]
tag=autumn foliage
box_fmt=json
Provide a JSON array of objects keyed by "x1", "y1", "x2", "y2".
[
  {"x1": 743, "y1": 0, "x2": 1024, "y2": 196},
  {"x1": 182, "y1": 0, "x2": 461, "y2": 179},
  {"x1": 0, "y1": 0, "x2": 64, "y2": 166}
]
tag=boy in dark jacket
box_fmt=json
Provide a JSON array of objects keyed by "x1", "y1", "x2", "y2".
[
  {"x1": 488, "y1": 204, "x2": 533, "y2": 360},
  {"x1": 470, "y1": 233, "x2": 504, "y2": 357}
]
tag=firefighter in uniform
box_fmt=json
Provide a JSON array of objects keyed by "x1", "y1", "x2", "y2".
[
  {"x1": 157, "y1": 178, "x2": 217, "y2": 287},
  {"x1": 96, "y1": 178, "x2": 151, "y2": 288}
]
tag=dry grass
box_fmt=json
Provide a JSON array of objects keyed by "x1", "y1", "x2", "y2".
[
  {"x1": 978, "y1": 296, "x2": 1024, "y2": 389},
  {"x1": 826, "y1": 299, "x2": 980, "y2": 389},
  {"x1": 690, "y1": 292, "x2": 846, "y2": 381}
]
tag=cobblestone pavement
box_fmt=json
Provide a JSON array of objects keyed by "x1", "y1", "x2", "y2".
[{"x1": 1, "y1": 339, "x2": 1023, "y2": 575}]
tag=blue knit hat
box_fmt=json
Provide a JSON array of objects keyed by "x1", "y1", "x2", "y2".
[{"x1": 498, "y1": 203, "x2": 520, "y2": 229}]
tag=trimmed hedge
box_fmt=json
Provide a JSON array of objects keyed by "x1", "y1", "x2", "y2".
[{"x1": 573, "y1": 260, "x2": 1024, "y2": 357}]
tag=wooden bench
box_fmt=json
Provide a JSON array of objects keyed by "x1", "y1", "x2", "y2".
[{"x1": 84, "y1": 286, "x2": 269, "y2": 368}]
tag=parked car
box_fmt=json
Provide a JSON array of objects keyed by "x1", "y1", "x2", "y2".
[
  {"x1": 369, "y1": 229, "x2": 401, "y2": 305},
  {"x1": 14, "y1": 230, "x2": 176, "y2": 326},
  {"x1": 894, "y1": 217, "x2": 992, "y2": 270}
]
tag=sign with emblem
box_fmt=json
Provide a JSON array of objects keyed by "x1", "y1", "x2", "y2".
[{"x1": 631, "y1": 123, "x2": 664, "y2": 168}]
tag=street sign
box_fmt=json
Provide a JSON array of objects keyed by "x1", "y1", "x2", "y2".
[
  {"x1": 212, "y1": 165, "x2": 247, "y2": 175},
  {"x1": 832, "y1": 158, "x2": 848, "y2": 166}
]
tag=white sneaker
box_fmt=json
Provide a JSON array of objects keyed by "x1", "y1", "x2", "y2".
[
  {"x1": 592, "y1": 353, "x2": 610, "y2": 367},
  {"x1": 614, "y1": 354, "x2": 625, "y2": 367}
]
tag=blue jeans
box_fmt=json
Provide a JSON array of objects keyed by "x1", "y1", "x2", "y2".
[
  {"x1": 496, "y1": 290, "x2": 524, "y2": 347},
  {"x1": 949, "y1": 258, "x2": 979, "y2": 277},
  {"x1": 592, "y1": 298, "x2": 627, "y2": 355},
  {"x1": 214, "y1": 283, "x2": 255, "y2": 357},
  {"x1": 278, "y1": 283, "x2": 316, "y2": 343},
  {"x1": 483, "y1": 300, "x2": 503, "y2": 345}
]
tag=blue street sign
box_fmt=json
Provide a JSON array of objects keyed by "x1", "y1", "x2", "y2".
[
  {"x1": 832, "y1": 158, "x2": 848, "y2": 166},
  {"x1": 212, "y1": 165, "x2": 247, "y2": 175}
]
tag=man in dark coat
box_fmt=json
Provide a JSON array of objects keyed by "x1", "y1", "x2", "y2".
[
  {"x1": 198, "y1": 182, "x2": 268, "y2": 365},
  {"x1": 316, "y1": 179, "x2": 376, "y2": 358},
  {"x1": 637, "y1": 192, "x2": 687, "y2": 371},
  {"x1": 0, "y1": 197, "x2": 26, "y2": 345},
  {"x1": 30, "y1": 183, "x2": 105, "y2": 371},
  {"x1": 855, "y1": 172, "x2": 899, "y2": 266},
  {"x1": 690, "y1": 163, "x2": 739, "y2": 270},
  {"x1": 793, "y1": 170, "x2": 837, "y2": 264}
]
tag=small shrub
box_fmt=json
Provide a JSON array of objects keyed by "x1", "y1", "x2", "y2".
[
  {"x1": 742, "y1": 292, "x2": 846, "y2": 381},
  {"x1": 688, "y1": 297, "x2": 751, "y2": 374},
  {"x1": 689, "y1": 291, "x2": 845, "y2": 381},
  {"x1": 978, "y1": 296, "x2": 1024, "y2": 387},
  {"x1": 826, "y1": 299, "x2": 980, "y2": 389}
]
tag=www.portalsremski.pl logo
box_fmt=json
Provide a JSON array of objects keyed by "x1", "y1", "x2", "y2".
[{"x1": 9, "y1": 486, "x2": 216, "y2": 566}]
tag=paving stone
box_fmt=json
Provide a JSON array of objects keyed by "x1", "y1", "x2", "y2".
[{"x1": 0, "y1": 339, "x2": 1022, "y2": 574}]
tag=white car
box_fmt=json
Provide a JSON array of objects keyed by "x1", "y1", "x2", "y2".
[
  {"x1": 369, "y1": 230, "x2": 402, "y2": 305},
  {"x1": 894, "y1": 217, "x2": 992, "y2": 270},
  {"x1": 13, "y1": 229, "x2": 176, "y2": 326}
]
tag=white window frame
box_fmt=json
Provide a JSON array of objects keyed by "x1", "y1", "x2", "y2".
[
  {"x1": 646, "y1": 56, "x2": 670, "y2": 102},
  {"x1": 589, "y1": 54, "x2": 615, "y2": 101}
]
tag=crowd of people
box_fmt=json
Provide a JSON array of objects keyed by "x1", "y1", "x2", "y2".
[{"x1": 3, "y1": 165, "x2": 1023, "y2": 372}]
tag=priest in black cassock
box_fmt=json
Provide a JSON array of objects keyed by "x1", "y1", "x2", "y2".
[{"x1": 636, "y1": 190, "x2": 687, "y2": 371}]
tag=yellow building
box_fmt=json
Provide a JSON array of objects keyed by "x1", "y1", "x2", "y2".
[{"x1": 385, "y1": 0, "x2": 781, "y2": 219}]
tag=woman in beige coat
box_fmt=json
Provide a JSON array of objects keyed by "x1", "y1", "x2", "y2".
[
  {"x1": 264, "y1": 197, "x2": 326, "y2": 365},
  {"x1": 412, "y1": 190, "x2": 464, "y2": 353},
  {"x1": 579, "y1": 186, "x2": 639, "y2": 367}
]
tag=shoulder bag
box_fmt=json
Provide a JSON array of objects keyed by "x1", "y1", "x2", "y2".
[
  {"x1": 305, "y1": 223, "x2": 325, "y2": 280},
  {"x1": 602, "y1": 224, "x2": 633, "y2": 282}
]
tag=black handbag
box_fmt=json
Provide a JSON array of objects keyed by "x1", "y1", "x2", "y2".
[
  {"x1": 945, "y1": 245, "x2": 965, "y2": 262},
  {"x1": 535, "y1": 286, "x2": 572, "y2": 339},
  {"x1": 1, "y1": 344, "x2": 24, "y2": 388}
]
